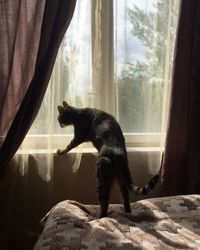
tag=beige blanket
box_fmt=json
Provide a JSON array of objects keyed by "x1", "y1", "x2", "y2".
[{"x1": 34, "y1": 195, "x2": 200, "y2": 249}]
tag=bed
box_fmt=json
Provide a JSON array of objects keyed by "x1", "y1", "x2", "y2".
[{"x1": 34, "y1": 194, "x2": 200, "y2": 249}]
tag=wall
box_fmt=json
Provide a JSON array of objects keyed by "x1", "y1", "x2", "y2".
[
  {"x1": 54, "y1": 150, "x2": 162, "y2": 203},
  {"x1": 0, "y1": 150, "x2": 162, "y2": 249}
]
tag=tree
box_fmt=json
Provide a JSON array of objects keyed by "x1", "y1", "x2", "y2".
[{"x1": 117, "y1": 0, "x2": 179, "y2": 133}]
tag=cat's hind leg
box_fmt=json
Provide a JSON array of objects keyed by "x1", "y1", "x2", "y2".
[
  {"x1": 96, "y1": 156, "x2": 115, "y2": 218},
  {"x1": 117, "y1": 176, "x2": 131, "y2": 213}
]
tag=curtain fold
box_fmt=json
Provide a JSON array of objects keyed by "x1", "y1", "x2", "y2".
[
  {"x1": 0, "y1": 0, "x2": 77, "y2": 175},
  {"x1": 114, "y1": 0, "x2": 180, "y2": 178},
  {"x1": 161, "y1": 0, "x2": 200, "y2": 195}
]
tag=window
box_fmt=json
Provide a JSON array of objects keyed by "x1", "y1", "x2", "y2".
[{"x1": 26, "y1": 0, "x2": 180, "y2": 148}]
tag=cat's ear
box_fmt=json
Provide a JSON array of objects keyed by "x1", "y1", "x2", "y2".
[
  {"x1": 57, "y1": 105, "x2": 65, "y2": 114},
  {"x1": 63, "y1": 101, "x2": 70, "y2": 110}
]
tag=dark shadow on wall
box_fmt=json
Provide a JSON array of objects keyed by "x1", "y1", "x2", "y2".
[{"x1": 0, "y1": 150, "x2": 161, "y2": 250}]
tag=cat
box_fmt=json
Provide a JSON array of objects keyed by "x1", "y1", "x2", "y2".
[{"x1": 57, "y1": 101, "x2": 159, "y2": 218}]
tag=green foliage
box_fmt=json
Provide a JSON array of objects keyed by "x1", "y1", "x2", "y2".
[{"x1": 118, "y1": 0, "x2": 179, "y2": 132}]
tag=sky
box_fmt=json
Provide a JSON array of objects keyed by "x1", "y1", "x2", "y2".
[
  {"x1": 63, "y1": 1, "x2": 156, "y2": 64},
  {"x1": 57, "y1": 0, "x2": 158, "y2": 93},
  {"x1": 114, "y1": 0, "x2": 156, "y2": 64}
]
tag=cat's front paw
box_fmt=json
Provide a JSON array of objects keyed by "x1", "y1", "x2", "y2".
[{"x1": 57, "y1": 149, "x2": 66, "y2": 155}]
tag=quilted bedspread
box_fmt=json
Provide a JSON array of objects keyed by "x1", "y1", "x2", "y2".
[{"x1": 34, "y1": 195, "x2": 200, "y2": 250}]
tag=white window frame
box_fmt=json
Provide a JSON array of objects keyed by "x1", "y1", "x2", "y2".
[
  {"x1": 20, "y1": 132, "x2": 161, "y2": 153},
  {"x1": 22, "y1": 0, "x2": 171, "y2": 151},
  {"x1": 91, "y1": 0, "x2": 162, "y2": 148}
]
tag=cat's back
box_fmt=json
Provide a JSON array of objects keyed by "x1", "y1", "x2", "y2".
[
  {"x1": 78, "y1": 107, "x2": 116, "y2": 126},
  {"x1": 88, "y1": 108, "x2": 125, "y2": 148},
  {"x1": 91, "y1": 108, "x2": 121, "y2": 132}
]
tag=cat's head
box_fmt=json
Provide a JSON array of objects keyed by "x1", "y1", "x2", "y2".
[{"x1": 57, "y1": 101, "x2": 74, "y2": 127}]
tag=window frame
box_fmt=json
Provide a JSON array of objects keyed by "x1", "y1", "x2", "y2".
[
  {"x1": 22, "y1": 0, "x2": 178, "y2": 150},
  {"x1": 21, "y1": 132, "x2": 162, "y2": 152}
]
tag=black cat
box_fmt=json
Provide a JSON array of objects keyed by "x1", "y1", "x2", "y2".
[{"x1": 57, "y1": 101, "x2": 159, "y2": 218}]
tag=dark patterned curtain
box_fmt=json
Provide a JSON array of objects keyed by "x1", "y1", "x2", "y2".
[{"x1": 161, "y1": 0, "x2": 200, "y2": 195}]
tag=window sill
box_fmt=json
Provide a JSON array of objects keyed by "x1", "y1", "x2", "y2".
[
  {"x1": 20, "y1": 132, "x2": 164, "y2": 151},
  {"x1": 16, "y1": 146, "x2": 162, "y2": 155}
]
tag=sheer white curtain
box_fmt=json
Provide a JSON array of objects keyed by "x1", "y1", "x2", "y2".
[
  {"x1": 114, "y1": 0, "x2": 180, "y2": 174},
  {"x1": 0, "y1": 0, "x2": 180, "y2": 246},
  {"x1": 6, "y1": 0, "x2": 180, "y2": 206},
  {"x1": 19, "y1": 0, "x2": 180, "y2": 178},
  {"x1": 20, "y1": 0, "x2": 92, "y2": 174}
]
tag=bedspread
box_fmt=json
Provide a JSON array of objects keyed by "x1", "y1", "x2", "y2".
[{"x1": 34, "y1": 195, "x2": 200, "y2": 249}]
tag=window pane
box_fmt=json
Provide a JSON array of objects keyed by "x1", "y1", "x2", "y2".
[
  {"x1": 28, "y1": 0, "x2": 180, "y2": 138},
  {"x1": 28, "y1": 0, "x2": 92, "y2": 135},
  {"x1": 114, "y1": 0, "x2": 180, "y2": 133}
]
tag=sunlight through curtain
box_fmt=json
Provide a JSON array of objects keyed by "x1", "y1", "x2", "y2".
[
  {"x1": 114, "y1": 0, "x2": 180, "y2": 174},
  {"x1": 17, "y1": 0, "x2": 180, "y2": 185},
  {"x1": 20, "y1": 0, "x2": 92, "y2": 176}
]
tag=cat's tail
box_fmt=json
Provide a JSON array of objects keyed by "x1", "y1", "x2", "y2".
[{"x1": 129, "y1": 174, "x2": 159, "y2": 195}]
